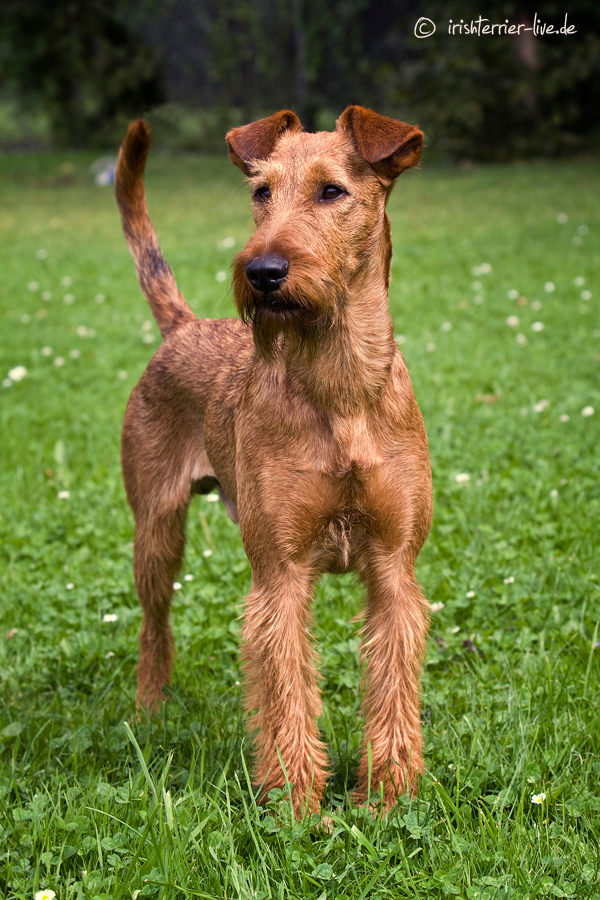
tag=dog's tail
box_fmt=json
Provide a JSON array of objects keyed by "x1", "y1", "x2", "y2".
[{"x1": 115, "y1": 120, "x2": 196, "y2": 338}]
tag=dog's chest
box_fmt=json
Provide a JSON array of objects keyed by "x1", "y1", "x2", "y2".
[{"x1": 324, "y1": 412, "x2": 385, "y2": 481}]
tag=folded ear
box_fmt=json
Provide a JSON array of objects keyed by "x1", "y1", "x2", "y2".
[
  {"x1": 226, "y1": 110, "x2": 303, "y2": 175},
  {"x1": 336, "y1": 106, "x2": 423, "y2": 182}
]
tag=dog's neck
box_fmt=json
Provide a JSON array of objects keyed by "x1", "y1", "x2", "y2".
[{"x1": 268, "y1": 270, "x2": 396, "y2": 417}]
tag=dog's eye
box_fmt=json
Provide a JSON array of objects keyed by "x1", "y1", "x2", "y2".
[
  {"x1": 320, "y1": 184, "x2": 345, "y2": 201},
  {"x1": 253, "y1": 185, "x2": 271, "y2": 202}
]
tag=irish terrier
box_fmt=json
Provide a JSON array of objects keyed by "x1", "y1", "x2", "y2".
[{"x1": 115, "y1": 107, "x2": 432, "y2": 815}]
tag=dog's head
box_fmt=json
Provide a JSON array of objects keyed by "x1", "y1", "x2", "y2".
[{"x1": 227, "y1": 107, "x2": 423, "y2": 360}]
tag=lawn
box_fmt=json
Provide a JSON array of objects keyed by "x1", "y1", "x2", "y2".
[{"x1": 0, "y1": 145, "x2": 599, "y2": 900}]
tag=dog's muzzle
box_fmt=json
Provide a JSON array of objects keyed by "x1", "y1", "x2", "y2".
[{"x1": 245, "y1": 255, "x2": 289, "y2": 294}]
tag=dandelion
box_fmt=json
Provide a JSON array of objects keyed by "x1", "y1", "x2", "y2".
[
  {"x1": 8, "y1": 365, "x2": 28, "y2": 382},
  {"x1": 503, "y1": 576, "x2": 515, "y2": 584},
  {"x1": 430, "y1": 601, "x2": 445, "y2": 612},
  {"x1": 35, "y1": 248, "x2": 48, "y2": 260},
  {"x1": 173, "y1": 582, "x2": 182, "y2": 590},
  {"x1": 465, "y1": 590, "x2": 476, "y2": 598},
  {"x1": 28, "y1": 280, "x2": 40, "y2": 291},
  {"x1": 581, "y1": 290, "x2": 592, "y2": 301},
  {"x1": 102, "y1": 613, "x2": 118, "y2": 623},
  {"x1": 441, "y1": 321, "x2": 452, "y2": 332},
  {"x1": 505, "y1": 315, "x2": 519, "y2": 327},
  {"x1": 574, "y1": 276, "x2": 585, "y2": 287},
  {"x1": 184, "y1": 574, "x2": 193, "y2": 582},
  {"x1": 577, "y1": 224, "x2": 589, "y2": 236},
  {"x1": 544, "y1": 282, "x2": 555, "y2": 293},
  {"x1": 531, "y1": 792, "x2": 546, "y2": 804},
  {"x1": 516, "y1": 334, "x2": 527, "y2": 346},
  {"x1": 426, "y1": 342, "x2": 436, "y2": 352},
  {"x1": 533, "y1": 399, "x2": 549, "y2": 413},
  {"x1": 61, "y1": 275, "x2": 72, "y2": 287},
  {"x1": 507, "y1": 289, "x2": 520, "y2": 300},
  {"x1": 215, "y1": 270, "x2": 227, "y2": 283},
  {"x1": 531, "y1": 321, "x2": 545, "y2": 332},
  {"x1": 203, "y1": 549, "x2": 213, "y2": 558},
  {"x1": 206, "y1": 493, "x2": 219, "y2": 502},
  {"x1": 582, "y1": 406, "x2": 595, "y2": 417},
  {"x1": 57, "y1": 490, "x2": 70, "y2": 499},
  {"x1": 35, "y1": 890, "x2": 56, "y2": 900},
  {"x1": 560, "y1": 414, "x2": 570, "y2": 422},
  {"x1": 42, "y1": 290, "x2": 52, "y2": 301},
  {"x1": 455, "y1": 473, "x2": 470, "y2": 484},
  {"x1": 556, "y1": 212, "x2": 568, "y2": 224},
  {"x1": 54, "y1": 357, "x2": 65, "y2": 367}
]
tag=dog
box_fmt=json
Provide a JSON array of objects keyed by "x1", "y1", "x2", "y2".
[{"x1": 115, "y1": 106, "x2": 432, "y2": 815}]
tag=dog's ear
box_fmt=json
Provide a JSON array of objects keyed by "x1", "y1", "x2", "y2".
[
  {"x1": 336, "y1": 106, "x2": 423, "y2": 182},
  {"x1": 226, "y1": 110, "x2": 303, "y2": 175}
]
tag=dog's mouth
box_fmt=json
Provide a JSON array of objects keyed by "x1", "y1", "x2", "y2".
[{"x1": 255, "y1": 291, "x2": 303, "y2": 314}]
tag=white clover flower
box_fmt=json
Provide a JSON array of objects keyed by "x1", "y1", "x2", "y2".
[
  {"x1": 142, "y1": 334, "x2": 155, "y2": 344},
  {"x1": 574, "y1": 276, "x2": 585, "y2": 287},
  {"x1": 61, "y1": 275, "x2": 72, "y2": 287},
  {"x1": 451, "y1": 626, "x2": 460, "y2": 634},
  {"x1": 465, "y1": 590, "x2": 476, "y2": 598},
  {"x1": 141, "y1": 320, "x2": 153, "y2": 332},
  {"x1": 95, "y1": 293, "x2": 105, "y2": 303},
  {"x1": 28, "y1": 280, "x2": 40, "y2": 291},
  {"x1": 472, "y1": 280, "x2": 482, "y2": 291},
  {"x1": 472, "y1": 295, "x2": 483, "y2": 305},
  {"x1": 556, "y1": 212, "x2": 568, "y2": 224},
  {"x1": 516, "y1": 334, "x2": 527, "y2": 346},
  {"x1": 206, "y1": 493, "x2": 219, "y2": 502},
  {"x1": 581, "y1": 290, "x2": 592, "y2": 301},
  {"x1": 426, "y1": 342, "x2": 436, "y2": 352},
  {"x1": 559, "y1": 414, "x2": 570, "y2": 422},
  {"x1": 531, "y1": 792, "x2": 546, "y2": 804},
  {"x1": 219, "y1": 236, "x2": 235, "y2": 249},
  {"x1": 582, "y1": 406, "x2": 595, "y2": 417},
  {"x1": 21, "y1": 314, "x2": 31, "y2": 324},
  {"x1": 118, "y1": 370, "x2": 128, "y2": 380},
  {"x1": 66, "y1": 583, "x2": 74, "y2": 590},
  {"x1": 35, "y1": 248, "x2": 48, "y2": 260},
  {"x1": 215, "y1": 271, "x2": 227, "y2": 282},
  {"x1": 430, "y1": 601, "x2": 445, "y2": 612},
  {"x1": 455, "y1": 473, "x2": 470, "y2": 484},
  {"x1": 531, "y1": 321, "x2": 545, "y2": 332},
  {"x1": 543, "y1": 282, "x2": 555, "y2": 293},
  {"x1": 503, "y1": 576, "x2": 514, "y2": 584},
  {"x1": 103, "y1": 613, "x2": 118, "y2": 623},
  {"x1": 41, "y1": 346, "x2": 52, "y2": 356},
  {"x1": 394, "y1": 334, "x2": 406, "y2": 345},
  {"x1": 184, "y1": 574, "x2": 193, "y2": 582},
  {"x1": 54, "y1": 357, "x2": 65, "y2": 367},
  {"x1": 42, "y1": 290, "x2": 52, "y2": 301},
  {"x1": 506, "y1": 315, "x2": 519, "y2": 327},
  {"x1": 173, "y1": 582, "x2": 182, "y2": 590},
  {"x1": 507, "y1": 289, "x2": 520, "y2": 300},
  {"x1": 63, "y1": 293, "x2": 75, "y2": 304},
  {"x1": 531, "y1": 300, "x2": 542, "y2": 311},
  {"x1": 441, "y1": 321, "x2": 452, "y2": 332},
  {"x1": 533, "y1": 399, "x2": 549, "y2": 413},
  {"x1": 8, "y1": 365, "x2": 28, "y2": 382},
  {"x1": 69, "y1": 349, "x2": 80, "y2": 359},
  {"x1": 203, "y1": 549, "x2": 213, "y2": 558},
  {"x1": 577, "y1": 224, "x2": 589, "y2": 236},
  {"x1": 572, "y1": 235, "x2": 583, "y2": 246},
  {"x1": 3, "y1": 379, "x2": 12, "y2": 387},
  {"x1": 35, "y1": 890, "x2": 56, "y2": 900},
  {"x1": 549, "y1": 489, "x2": 558, "y2": 499},
  {"x1": 57, "y1": 490, "x2": 70, "y2": 499}
]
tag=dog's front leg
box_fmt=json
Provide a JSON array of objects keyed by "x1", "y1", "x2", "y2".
[
  {"x1": 356, "y1": 549, "x2": 429, "y2": 812},
  {"x1": 241, "y1": 564, "x2": 329, "y2": 815}
]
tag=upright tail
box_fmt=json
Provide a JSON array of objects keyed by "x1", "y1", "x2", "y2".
[{"x1": 115, "y1": 120, "x2": 196, "y2": 338}]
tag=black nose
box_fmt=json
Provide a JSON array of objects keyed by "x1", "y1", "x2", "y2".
[{"x1": 245, "y1": 255, "x2": 289, "y2": 294}]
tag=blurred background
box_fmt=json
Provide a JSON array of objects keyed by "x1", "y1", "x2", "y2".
[{"x1": 1, "y1": 0, "x2": 599, "y2": 160}]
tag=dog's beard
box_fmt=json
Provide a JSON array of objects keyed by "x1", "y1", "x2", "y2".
[{"x1": 231, "y1": 253, "x2": 342, "y2": 362}]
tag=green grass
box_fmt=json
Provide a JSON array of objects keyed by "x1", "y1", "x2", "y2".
[{"x1": 1, "y1": 148, "x2": 599, "y2": 900}]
